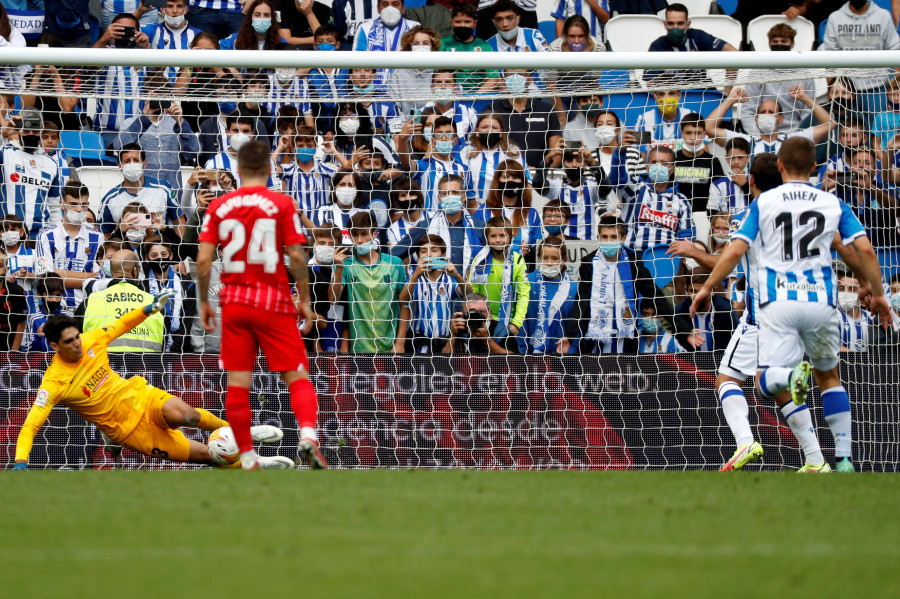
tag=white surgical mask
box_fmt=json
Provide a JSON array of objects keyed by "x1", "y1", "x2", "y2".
[
  {"x1": 539, "y1": 264, "x2": 561, "y2": 279},
  {"x1": 314, "y1": 245, "x2": 335, "y2": 265},
  {"x1": 683, "y1": 139, "x2": 705, "y2": 153},
  {"x1": 595, "y1": 126, "x2": 617, "y2": 146},
  {"x1": 500, "y1": 26, "x2": 518, "y2": 42},
  {"x1": 121, "y1": 163, "x2": 143, "y2": 182},
  {"x1": 684, "y1": 257, "x2": 700, "y2": 270},
  {"x1": 229, "y1": 132, "x2": 250, "y2": 151},
  {"x1": 410, "y1": 45, "x2": 431, "y2": 52},
  {"x1": 125, "y1": 228, "x2": 146, "y2": 243},
  {"x1": 838, "y1": 291, "x2": 858, "y2": 311},
  {"x1": 380, "y1": 5, "x2": 402, "y2": 27},
  {"x1": 65, "y1": 209, "x2": 87, "y2": 225},
  {"x1": 1, "y1": 230, "x2": 20, "y2": 246},
  {"x1": 275, "y1": 68, "x2": 296, "y2": 82},
  {"x1": 712, "y1": 233, "x2": 730, "y2": 246},
  {"x1": 164, "y1": 14, "x2": 185, "y2": 29},
  {"x1": 756, "y1": 114, "x2": 778, "y2": 135},
  {"x1": 335, "y1": 187, "x2": 357, "y2": 206},
  {"x1": 339, "y1": 118, "x2": 360, "y2": 135}
]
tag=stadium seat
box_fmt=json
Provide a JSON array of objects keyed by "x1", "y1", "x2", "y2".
[
  {"x1": 818, "y1": 19, "x2": 827, "y2": 46},
  {"x1": 877, "y1": 247, "x2": 900, "y2": 280},
  {"x1": 605, "y1": 15, "x2": 666, "y2": 52},
  {"x1": 716, "y1": 0, "x2": 738, "y2": 14},
  {"x1": 642, "y1": 244, "x2": 682, "y2": 289},
  {"x1": 76, "y1": 166, "x2": 122, "y2": 213},
  {"x1": 538, "y1": 20, "x2": 557, "y2": 45},
  {"x1": 688, "y1": 15, "x2": 743, "y2": 49},
  {"x1": 59, "y1": 130, "x2": 116, "y2": 167},
  {"x1": 746, "y1": 15, "x2": 816, "y2": 51}
]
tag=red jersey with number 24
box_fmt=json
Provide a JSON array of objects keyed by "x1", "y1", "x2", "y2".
[{"x1": 198, "y1": 186, "x2": 306, "y2": 314}]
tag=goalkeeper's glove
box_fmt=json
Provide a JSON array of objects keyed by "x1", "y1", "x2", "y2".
[
  {"x1": 623, "y1": 146, "x2": 647, "y2": 177},
  {"x1": 12, "y1": 462, "x2": 26, "y2": 470},
  {"x1": 143, "y1": 289, "x2": 176, "y2": 316}
]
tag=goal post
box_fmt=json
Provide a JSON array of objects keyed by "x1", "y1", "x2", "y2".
[{"x1": 0, "y1": 47, "x2": 899, "y2": 471}]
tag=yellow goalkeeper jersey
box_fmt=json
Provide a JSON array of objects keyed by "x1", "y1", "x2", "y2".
[{"x1": 15, "y1": 308, "x2": 157, "y2": 462}]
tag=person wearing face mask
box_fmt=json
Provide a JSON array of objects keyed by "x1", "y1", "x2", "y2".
[
  {"x1": 354, "y1": 0, "x2": 420, "y2": 52},
  {"x1": 705, "y1": 213, "x2": 732, "y2": 258},
  {"x1": 706, "y1": 87, "x2": 835, "y2": 158},
  {"x1": 540, "y1": 201, "x2": 579, "y2": 243},
  {"x1": 634, "y1": 89, "x2": 690, "y2": 145},
  {"x1": 551, "y1": 0, "x2": 609, "y2": 42},
  {"x1": 673, "y1": 113, "x2": 725, "y2": 216},
  {"x1": 439, "y1": 4, "x2": 500, "y2": 95},
  {"x1": 0, "y1": 109, "x2": 65, "y2": 238},
  {"x1": 818, "y1": 117, "x2": 869, "y2": 184},
  {"x1": 517, "y1": 236, "x2": 579, "y2": 354},
  {"x1": 2, "y1": 215, "x2": 38, "y2": 313},
  {"x1": 489, "y1": 68, "x2": 562, "y2": 170},
  {"x1": 608, "y1": 143, "x2": 695, "y2": 254},
  {"x1": 461, "y1": 111, "x2": 527, "y2": 205},
  {"x1": 36, "y1": 182, "x2": 103, "y2": 309},
  {"x1": 100, "y1": 144, "x2": 184, "y2": 238},
  {"x1": 836, "y1": 269, "x2": 873, "y2": 353},
  {"x1": 563, "y1": 95, "x2": 606, "y2": 150},
  {"x1": 636, "y1": 302, "x2": 685, "y2": 354},
  {"x1": 708, "y1": 138, "x2": 752, "y2": 215},
  {"x1": 476, "y1": 160, "x2": 543, "y2": 259},
  {"x1": 219, "y1": 0, "x2": 286, "y2": 50},
  {"x1": 263, "y1": 46, "x2": 317, "y2": 130},
  {"x1": 23, "y1": 273, "x2": 71, "y2": 352},
  {"x1": 820, "y1": 0, "x2": 900, "y2": 115},
  {"x1": 425, "y1": 71, "x2": 484, "y2": 145},
  {"x1": 278, "y1": 125, "x2": 339, "y2": 233},
  {"x1": 386, "y1": 27, "x2": 444, "y2": 116},
  {"x1": 200, "y1": 116, "x2": 283, "y2": 192},
  {"x1": 142, "y1": 0, "x2": 201, "y2": 67},
  {"x1": 386, "y1": 180, "x2": 430, "y2": 255},
  {"x1": 546, "y1": 15, "x2": 606, "y2": 126},
  {"x1": 647, "y1": 4, "x2": 736, "y2": 53},
  {"x1": 397, "y1": 116, "x2": 477, "y2": 212},
  {"x1": 306, "y1": 25, "x2": 342, "y2": 134},
  {"x1": 873, "y1": 272, "x2": 900, "y2": 346},
  {"x1": 399, "y1": 234, "x2": 473, "y2": 354},
  {"x1": 738, "y1": 25, "x2": 817, "y2": 135},
  {"x1": 317, "y1": 170, "x2": 363, "y2": 242},
  {"x1": 0, "y1": 249, "x2": 26, "y2": 351},
  {"x1": 572, "y1": 216, "x2": 683, "y2": 354},
  {"x1": 675, "y1": 272, "x2": 737, "y2": 351},
  {"x1": 329, "y1": 102, "x2": 400, "y2": 171},
  {"x1": 138, "y1": 238, "x2": 193, "y2": 353},
  {"x1": 391, "y1": 174, "x2": 487, "y2": 274},
  {"x1": 305, "y1": 224, "x2": 348, "y2": 353},
  {"x1": 329, "y1": 211, "x2": 408, "y2": 353},
  {"x1": 538, "y1": 146, "x2": 613, "y2": 241},
  {"x1": 276, "y1": 0, "x2": 332, "y2": 49},
  {"x1": 486, "y1": 0, "x2": 548, "y2": 55}
]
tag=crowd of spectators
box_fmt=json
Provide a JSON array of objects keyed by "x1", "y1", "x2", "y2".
[{"x1": 0, "y1": 0, "x2": 897, "y2": 356}]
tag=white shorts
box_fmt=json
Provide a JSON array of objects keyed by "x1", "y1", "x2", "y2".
[
  {"x1": 719, "y1": 320, "x2": 757, "y2": 380},
  {"x1": 757, "y1": 301, "x2": 840, "y2": 372}
]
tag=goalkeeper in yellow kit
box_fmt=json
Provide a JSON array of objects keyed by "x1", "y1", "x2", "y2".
[{"x1": 13, "y1": 290, "x2": 292, "y2": 469}]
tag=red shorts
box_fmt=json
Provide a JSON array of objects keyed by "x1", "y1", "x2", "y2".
[{"x1": 219, "y1": 303, "x2": 309, "y2": 372}]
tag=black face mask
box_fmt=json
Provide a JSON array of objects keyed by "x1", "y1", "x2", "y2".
[
  {"x1": 565, "y1": 167, "x2": 582, "y2": 182},
  {"x1": 770, "y1": 44, "x2": 792, "y2": 52},
  {"x1": 850, "y1": 0, "x2": 867, "y2": 8},
  {"x1": 479, "y1": 132, "x2": 501, "y2": 148},
  {"x1": 21, "y1": 134, "x2": 40, "y2": 153},
  {"x1": 43, "y1": 300, "x2": 61, "y2": 314},
  {"x1": 453, "y1": 26, "x2": 474, "y2": 41},
  {"x1": 360, "y1": 169, "x2": 384, "y2": 185},
  {"x1": 501, "y1": 180, "x2": 523, "y2": 198},
  {"x1": 145, "y1": 258, "x2": 169, "y2": 276},
  {"x1": 393, "y1": 199, "x2": 421, "y2": 214}
]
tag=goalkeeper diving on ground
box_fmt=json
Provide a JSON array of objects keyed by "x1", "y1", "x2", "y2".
[{"x1": 13, "y1": 289, "x2": 292, "y2": 470}]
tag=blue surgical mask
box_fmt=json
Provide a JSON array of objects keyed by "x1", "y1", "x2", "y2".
[
  {"x1": 505, "y1": 73, "x2": 527, "y2": 95},
  {"x1": 423, "y1": 127, "x2": 433, "y2": 141},
  {"x1": 434, "y1": 139, "x2": 454, "y2": 154},
  {"x1": 316, "y1": 42, "x2": 336, "y2": 51},
  {"x1": 295, "y1": 147, "x2": 316, "y2": 163},
  {"x1": 355, "y1": 240, "x2": 374, "y2": 255},
  {"x1": 544, "y1": 224, "x2": 562, "y2": 236},
  {"x1": 102, "y1": 259, "x2": 112, "y2": 277},
  {"x1": 599, "y1": 241, "x2": 622, "y2": 257},
  {"x1": 353, "y1": 83, "x2": 375, "y2": 95},
  {"x1": 252, "y1": 18, "x2": 271, "y2": 34},
  {"x1": 640, "y1": 317, "x2": 660, "y2": 334},
  {"x1": 440, "y1": 195, "x2": 463, "y2": 214},
  {"x1": 648, "y1": 163, "x2": 670, "y2": 184},
  {"x1": 891, "y1": 294, "x2": 900, "y2": 311},
  {"x1": 218, "y1": 101, "x2": 237, "y2": 115}
]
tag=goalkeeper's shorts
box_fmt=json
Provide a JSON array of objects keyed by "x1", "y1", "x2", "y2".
[{"x1": 120, "y1": 386, "x2": 191, "y2": 462}]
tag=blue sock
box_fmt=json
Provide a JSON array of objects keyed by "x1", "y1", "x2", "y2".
[
  {"x1": 822, "y1": 386, "x2": 852, "y2": 459},
  {"x1": 758, "y1": 367, "x2": 792, "y2": 399}
]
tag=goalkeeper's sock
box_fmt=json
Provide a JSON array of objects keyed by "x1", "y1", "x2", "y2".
[
  {"x1": 289, "y1": 378, "x2": 318, "y2": 431},
  {"x1": 822, "y1": 386, "x2": 852, "y2": 459},
  {"x1": 779, "y1": 399, "x2": 824, "y2": 466},
  {"x1": 196, "y1": 408, "x2": 229, "y2": 432},
  {"x1": 718, "y1": 382, "x2": 753, "y2": 447},
  {"x1": 758, "y1": 367, "x2": 792, "y2": 398},
  {"x1": 225, "y1": 385, "x2": 254, "y2": 454}
]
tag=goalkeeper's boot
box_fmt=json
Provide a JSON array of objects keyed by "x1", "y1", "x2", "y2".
[
  {"x1": 797, "y1": 462, "x2": 832, "y2": 473},
  {"x1": 835, "y1": 457, "x2": 856, "y2": 473},
  {"x1": 790, "y1": 361, "x2": 813, "y2": 406},
  {"x1": 250, "y1": 425, "x2": 283, "y2": 444},
  {"x1": 300, "y1": 438, "x2": 329, "y2": 469},
  {"x1": 719, "y1": 441, "x2": 764, "y2": 471},
  {"x1": 257, "y1": 456, "x2": 295, "y2": 469}
]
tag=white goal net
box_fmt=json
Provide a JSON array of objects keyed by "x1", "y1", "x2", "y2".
[{"x1": 0, "y1": 46, "x2": 898, "y2": 471}]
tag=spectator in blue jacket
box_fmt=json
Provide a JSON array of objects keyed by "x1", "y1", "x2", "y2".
[{"x1": 649, "y1": 3, "x2": 737, "y2": 52}]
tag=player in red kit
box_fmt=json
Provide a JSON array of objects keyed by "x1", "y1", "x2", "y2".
[{"x1": 196, "y1": 140, "x2": 328, "y2": 470}]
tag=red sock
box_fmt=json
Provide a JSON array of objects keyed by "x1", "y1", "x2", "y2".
[
  {"x1": 289, "y1": 378, "x2": 318, "y2": 430},
  {"x1": 225, "y1": 386, "x2": 253, "y2": 453}
]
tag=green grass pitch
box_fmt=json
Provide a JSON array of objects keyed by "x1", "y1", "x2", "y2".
[{"x1": 2, "y1": 471, "x2": 899, "y2": 598}]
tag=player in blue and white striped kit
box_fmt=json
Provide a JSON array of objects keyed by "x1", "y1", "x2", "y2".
[{"x1": 693, "y1": 137, "x2": 892, "y2": 473}]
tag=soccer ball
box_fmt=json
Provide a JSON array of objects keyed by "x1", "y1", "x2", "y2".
[{"x1": 207, "y1": 427, "x2": 239, "y2": 465}]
